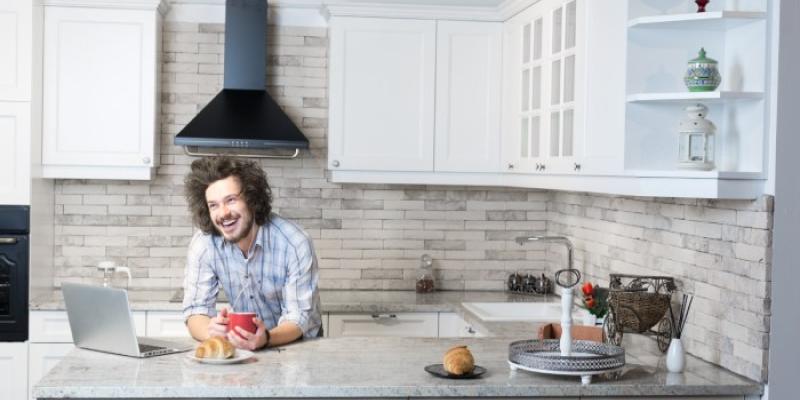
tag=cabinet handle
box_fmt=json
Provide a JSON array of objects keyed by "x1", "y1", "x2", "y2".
[
  {"x1": 370, "y1": 313, "x2": 397, "y2": 319},
  {"x1": 535, "y1": 163, "x2": 540, "y2": 171},
  {"x1": 574, "y1": 163, "x2": 581, "y2": 171},
  {"x1": 0, "y1": 237, "x2": 17, "y2": 244},
  {"x1": 540, "y1": 164, "x2": 546, "y2": 171},
  {"x1": 507, "y1": 163, "x2": 514, "y2": 170},
  {"x1": 466, "y1": 326, "x2": 476, "y2": 334},
  {"x1": 142, "y1": 157, "x2": 151, "y2": 165},
  {"x1": 331, "y1": 160, "x2": 340, "y2": 168}
]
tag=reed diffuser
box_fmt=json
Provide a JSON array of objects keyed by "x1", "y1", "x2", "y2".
[{"x1": 666, "y1": 294, "x2": 694, "y2": 373}]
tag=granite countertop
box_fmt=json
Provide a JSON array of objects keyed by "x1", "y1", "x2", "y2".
[
  {"x1": 33, "y1": 335, "x2": 761, "y2": 399},
  {"x1": 30, "y1": 288, "x2": 761, "y2": 398}
]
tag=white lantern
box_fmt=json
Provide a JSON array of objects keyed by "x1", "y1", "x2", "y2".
[{"x1": 677, "y1": 103, "x2": 715, "y2": 170}]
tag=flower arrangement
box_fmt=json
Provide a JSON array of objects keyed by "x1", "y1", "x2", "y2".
[{"x1": 580, "y1": 282, "x2": 608, "y2": 318}]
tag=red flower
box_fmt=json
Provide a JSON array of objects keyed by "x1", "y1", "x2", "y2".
[
  {"x1": 585, "y1": 298, "x2": 596, "y2": 309},
  {"x1": 581, "y1": 282, "x2": 593, "y2": 296}
]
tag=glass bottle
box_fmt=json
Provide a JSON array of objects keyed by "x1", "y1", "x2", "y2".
[{"x1": 415, "y1": 254, "x2": 435, "y2": 293}]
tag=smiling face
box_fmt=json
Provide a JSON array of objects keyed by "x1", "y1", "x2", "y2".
[{"x1": 205, "y1": 176, "x2": 255, "y2": 245}]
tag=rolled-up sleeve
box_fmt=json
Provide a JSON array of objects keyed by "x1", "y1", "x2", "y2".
[
  {"x1": 278, "y1": 235, "x2": 321, "y2": 338},
  {"x1": 183, "y1": 231, "x2": 220, "y2": 320}
]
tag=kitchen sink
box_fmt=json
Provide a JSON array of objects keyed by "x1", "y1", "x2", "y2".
[{"x1": 461, "y1": 302, "x2": 572, "y2": 322}]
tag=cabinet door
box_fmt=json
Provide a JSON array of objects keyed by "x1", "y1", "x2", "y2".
[
  {"x1": 145, "y1": 311, "x2": 191, "y2": 338},
  {"x1": 328, "y1": 312, "x2": 438, "y2": 337},
  {"x1": 0, "y1": 342, "x2": 28, "y2": 400},
  {"x1": 438, "y1": 312, "x2": 483, "y2": 338},
  {"x1": 28, "y1": 343, "x2": 73, "y2": 400},
  {"x1": 0, "y1": 0, "x2": 32, "y2": 101},
  {"x1": 502, "y1": 0, "x2": 584, "y2": 175},
  {"x1": 329, "y1": 17, "x2": 436, "y2": 172},
  {"x1": 0, "y1": 102, "x2": 31, "y2": 205},
  {"x1": 434, "y1": 21, "x2": 502, "y2": 173},
  {"x1": 29, "y1": 310, "x2": 147, "y2": 343},
  {"x1": 42, "y1": 6, "x2": 157, "y2": 180}
]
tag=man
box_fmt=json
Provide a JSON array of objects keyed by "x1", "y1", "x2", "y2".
[{"x1": 182, "y1": 156, "x2": 322, "y2": 350}]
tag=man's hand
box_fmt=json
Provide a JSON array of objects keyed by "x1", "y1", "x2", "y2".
[
  {"x1": 207, "y1": 307, "x2": 229, "y2": 338},
  {"x1": 226, "y1": 317, "x2": 267, "y2": 351}
]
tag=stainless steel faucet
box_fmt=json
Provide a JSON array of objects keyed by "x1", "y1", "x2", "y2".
[{"x1": 515, "y1": 235, "x2": 574, "y2": 271}]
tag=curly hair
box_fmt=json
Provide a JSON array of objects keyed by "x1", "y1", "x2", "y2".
[{"x1": 184, "y1": 156, "x2": 272, "y2": 235}]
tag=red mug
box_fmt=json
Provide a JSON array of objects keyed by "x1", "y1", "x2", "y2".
[{"x1": 226, "y1": 312, "x2": 257, "y2": 338}]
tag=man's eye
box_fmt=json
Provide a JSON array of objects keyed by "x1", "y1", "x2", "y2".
[
  {"x1": 208, "y1": 203, "x2": 217, "y2": 210},
  {"x1": 226, "y1": 197, "x2": 238, "y2": 205}
]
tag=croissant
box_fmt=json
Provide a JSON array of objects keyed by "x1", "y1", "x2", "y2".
[
  {"x1": 443, "y1": 345, "x2": 474, "y2": 375},
  {"x1": 195, "y1": 336, "x2": 235, "y2": 359}
]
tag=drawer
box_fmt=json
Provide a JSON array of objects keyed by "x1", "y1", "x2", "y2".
[
  {"x1": 328, "y1": 312, "x2": 438, "y2": 337},
  {"x1": 145, "y1": 311, "x2": 191, "y2": 338},
  {"x1": 438, "y1": 312, "x2": 484, "y2": 338},
  {"x1": 30, "y1": 310, "x2": 146, "y2": 343}
]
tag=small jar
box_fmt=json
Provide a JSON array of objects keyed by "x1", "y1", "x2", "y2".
[{"x1": 415, "y1": 254, "x2": 435, "y2": 293}]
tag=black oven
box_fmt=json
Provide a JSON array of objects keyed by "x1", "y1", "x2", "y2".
[{"x1": 0, "y1": 205, "x2": 29, "y2": 342}]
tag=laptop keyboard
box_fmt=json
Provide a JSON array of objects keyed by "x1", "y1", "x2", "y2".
[{"x1": 138, "y1": 343, "x2": 166, "y2": 353}]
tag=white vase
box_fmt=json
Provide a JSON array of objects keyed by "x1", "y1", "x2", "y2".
[{"x1": 666, "y1": 338, "x2": 686, "y2": 373}]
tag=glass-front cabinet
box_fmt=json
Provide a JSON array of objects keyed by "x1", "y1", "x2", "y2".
[{"x1": 503, "y1": 0, "x2": 584, "y2": 174}]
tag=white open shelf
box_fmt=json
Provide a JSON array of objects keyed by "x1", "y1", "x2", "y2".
[
  {"x1": 628, "y1": 11, "x2": 766, "y2": 30},
  {"x1": 626, "y1": 91, "x2": 764, "y2": 103}
]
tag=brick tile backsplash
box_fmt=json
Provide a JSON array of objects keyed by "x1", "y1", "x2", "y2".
[{"x1": 49, "y1": 21, "x2": 773, "y2": 382}]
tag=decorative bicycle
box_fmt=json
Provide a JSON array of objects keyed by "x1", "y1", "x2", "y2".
[{"x1": 603, "y1": 274, "x2": 676, "y2": 353}]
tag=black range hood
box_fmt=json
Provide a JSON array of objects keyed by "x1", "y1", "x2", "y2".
[{"x1": 174, "y1": 0, "x2": 309, "y2": 153}]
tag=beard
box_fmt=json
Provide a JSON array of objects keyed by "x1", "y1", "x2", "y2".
[{"x1": 214, "y1": 211, "x2": 255, "y2": 244}]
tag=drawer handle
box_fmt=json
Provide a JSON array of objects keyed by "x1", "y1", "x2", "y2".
[
  {"x1": 370, "y1": 313, "x2": 397, "y2": 320},
  {"x1": 0, "y1": 237, "x2": 17, "y2": 244},
  {"x1": 466, "y1": 326, "x2": 476, "y2": 334}
]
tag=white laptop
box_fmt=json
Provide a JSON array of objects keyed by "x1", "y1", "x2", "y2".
[{"x1": 62, "y1": 283, "x2": 193, "y2": 357}]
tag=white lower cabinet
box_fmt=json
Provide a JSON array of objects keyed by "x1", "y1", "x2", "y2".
[
  {"x1": 438, "y1": 312, "x2": 484, "y2": 338},
  {"x1": 145, "y1": 311, "x2": 191, "y2": 338},
  {"x1": 29, "y1": 310, "x2": 146, "y2": 342},
  {"x1": 0, "y1": 342, "x2": 28, "y2": 400},
  {"x1": 22, "y1": 310, "x2": 148, "y2": 400},
  {"x1": 28, "y1": 343, "x2": 73, "y2": 400},
  {"x1": 328, "y1": 312, "x2": 438, "y2": 337}
]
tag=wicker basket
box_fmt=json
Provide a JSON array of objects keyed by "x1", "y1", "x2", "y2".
[
  {"x1": 607, "y1": 274, "x2": 676, "y2": 333},
  {"x1": 607, "y1": 291, "x2": 670, "y2": 333}
]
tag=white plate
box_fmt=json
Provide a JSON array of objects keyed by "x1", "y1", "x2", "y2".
[{"x1": 186, "y1": 349, "x2": 255, "y2": 364}]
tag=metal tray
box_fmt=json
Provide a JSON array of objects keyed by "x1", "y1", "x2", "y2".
[{"x1": 508, "y1": 339, "x2": 625, "y2": 384}]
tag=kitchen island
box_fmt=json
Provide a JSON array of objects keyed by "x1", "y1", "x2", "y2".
[{"x1": 33, "y1": 334, "x2": 760, "y2": 399}]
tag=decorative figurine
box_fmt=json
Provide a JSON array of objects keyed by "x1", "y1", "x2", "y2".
[
  {"x1": 677, "y1": 104, "x2": 716, "y2": 170},
  {"x1": 695, "y1": 0, "x2": 709, "y2": 13},
  {"x1": 684, "y1": 48, "x2": 721, "y2": 92}
]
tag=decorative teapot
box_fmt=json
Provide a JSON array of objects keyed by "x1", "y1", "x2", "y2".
[
  {"x1": 534, "y1": 273, "x2": 553, "y2": 294},
  {"x1": 507, "y1": 272, "x2": 523, "y2": 292},
  {"x1": 522, "y1": 274, "x2": 538, "y2": 293}
]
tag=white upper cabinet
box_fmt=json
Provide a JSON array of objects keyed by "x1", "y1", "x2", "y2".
[
  {"x1": 0, "y1": 0, "x2": 34, "y2": 206},
  {"x1": 0, "y1": 102, "x2": 31, "y2": 205},
  {"x1": 434, "y1": 21, "x2": 502, "y2": 173},
  {"x1": 325, "y1": 0, "x2": 773, "y2": 198},
  {"x1": 329, "y1": 17, "x2": 436, "y2": 172},
  {"x1": 42, "y1": 3, "x2": 162, "y2": 180},
  {"x1": 0, "y1": 0, "x2": 33, "y2": 101},
  {"x1": 502, "y1": 0, "x2": 586, "y2": 175},
  {"x1": 328, "y1": 16, "x2": 503, "y2": 174}
]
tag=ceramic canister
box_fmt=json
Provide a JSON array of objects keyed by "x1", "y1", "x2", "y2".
[{"x1": 684, "y1": 48, "x2": 721, "y2": 92}]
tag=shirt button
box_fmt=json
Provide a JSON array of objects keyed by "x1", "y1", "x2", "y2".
[{"x1": 250, "y1": 295, "x2": 254, "y2": 299}]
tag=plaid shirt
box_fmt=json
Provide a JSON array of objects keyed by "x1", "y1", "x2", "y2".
[{"x1": 182, "y1": 214, "x2": 322, "y2": 338}]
